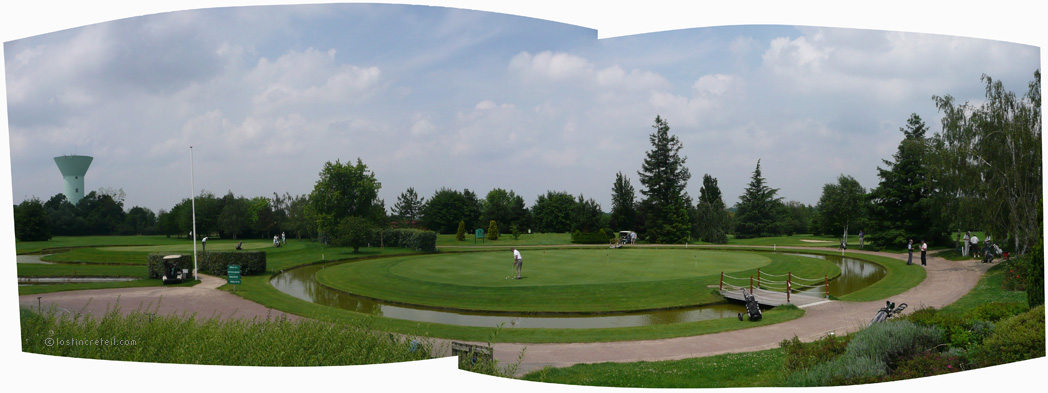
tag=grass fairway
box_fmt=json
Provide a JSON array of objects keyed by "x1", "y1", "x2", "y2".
[{"x1": 314, "y1": 249, "x2": 841, "y2": 313}]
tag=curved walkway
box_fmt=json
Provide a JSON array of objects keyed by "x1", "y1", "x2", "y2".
[
  {"x1": 18, "y1": 274, "x2": 299, "y2": 322},
  {"x1": 491, "y1": 248, "x2": 993, "y2": 375}
]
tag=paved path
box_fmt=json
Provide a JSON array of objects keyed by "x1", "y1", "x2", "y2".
[
  {"x1": 490, "y1": 249, "x2": 992, "y2": 375},
  {"x1": 18, "y1": 247, "x2": 993, "y2": 377},
  {"x1": 18, "y1": 273, "x2": 299, "y2": 322}
]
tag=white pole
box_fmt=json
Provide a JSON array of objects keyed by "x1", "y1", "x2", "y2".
[{"x1": 191, "y1": 146, "x2": 198, "y2": 280}]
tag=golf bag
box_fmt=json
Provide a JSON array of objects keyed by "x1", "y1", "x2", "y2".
[
  {"x1": 982, "y1": 242, "x2": 1003, "y2": 263},
  {"x1": 737, "y1": 289, "x2": 763, "y2": 321},
  {"x1": 868, "y1": 300, "x2": 907, "y2": 326}
]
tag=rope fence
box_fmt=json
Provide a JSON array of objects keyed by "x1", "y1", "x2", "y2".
[{"x1": 719, "y1": 268, "x2": 830, "y2": 303}]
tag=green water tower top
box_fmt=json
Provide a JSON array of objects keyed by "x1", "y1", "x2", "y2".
[{"x1": 54, "y1": 155, "x2": 93, "y2": 204}]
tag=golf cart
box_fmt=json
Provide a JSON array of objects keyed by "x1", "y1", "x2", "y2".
[
  {"x1": 161, "y1": 255, "x2": 185, "y2": 284},
  {"x1": 615, "y1": 231, "x2": 636, "y2": 247}
]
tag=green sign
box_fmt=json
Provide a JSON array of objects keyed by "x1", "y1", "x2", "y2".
[{"x1": 227, "y1": 265, "x2": 241, "y2": 285}]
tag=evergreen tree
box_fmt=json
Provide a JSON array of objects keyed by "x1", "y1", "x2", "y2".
[
  {"x1": 637, "y1": 116, "x2": 691, "y2": 243},
  {"x1": 609, "y1": 172, "x2": 637, "y2": 231},
  {"x1": 393, "y1": 187, "x2": 425, "y2": 225},
  {"x1": 866, "y1": 114, "x2": 937, "y2": 249},
  {"x1": 694, "y1": 174, "x2": 729, "y2": 244},
  {"x1": 734, "y1": 159, "x2": 784, "y2": 239},
  {"x1": 456, "y1": 220, "x2": 466, "y2": 241}
]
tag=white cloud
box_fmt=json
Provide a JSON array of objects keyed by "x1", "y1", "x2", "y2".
[{"x1": 509, "y1": 50, "x2": 668, "y2": 91}]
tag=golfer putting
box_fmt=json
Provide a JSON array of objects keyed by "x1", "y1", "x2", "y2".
[{"x1": 511, "y1": 248, "x2": 522, "y2": 279}]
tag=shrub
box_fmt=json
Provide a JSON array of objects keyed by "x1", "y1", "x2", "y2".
[
  {"x1": 887, "y1": 351, "x2": 965, "y2": 381},
  {"x1": 788, "y1": 320, "x2": 943, "y2": 386},
  {"x1": 780, "y1": 334, "x2": 851, "y2": 372},
  {"x1": 964, "y1": 302, "x2": 1029, "y2": 323},
  {"x1": 486, "y1": 220, "x2": 499, "y2": 240},
  {"x1": 456, "y1": 221, "x2": 466, "y2": 241},
  {"x1": 906, "y1": 306, "x2": 996, "y2": 349},
  {"x1": 571, "y1": 228, "x2": 613, "y2": 244},
  {"x1": 969, "y1": 304, "x2": 1045, "y2": 368},
  {"x1": 150, "y1": 252, "x2": 267, "y2": 278},
  {"x1": 374, "y1": 228, "x2": 437, "y2": 252}
]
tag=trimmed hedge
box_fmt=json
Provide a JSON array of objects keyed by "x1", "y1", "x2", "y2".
[
  {"x1": 571, "y1": 229, "x2": 613, "y2": 244},
  {"x1": 371, "y1": 228, "x2": 437, "y2": 252},
  {"x1": 147, "y1": 251, "x2": 266, "y2": 278}
]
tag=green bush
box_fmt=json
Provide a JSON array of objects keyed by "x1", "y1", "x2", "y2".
[
  {"x1": 964, "y1": 302, "x2": 1029, "y2": 323},
  {"x1": 486, "y1": 220, "x2": 499, "y2": 240},
  {"x1": 969, "y1": 304, "x2": 1045, "y2": 367},
  {"x1": 906, "y1": 306, "x2": 995, "y2": 349},
  {"x1": 150, "y1": 252, "x2": 267, "y2": 278},
  {"x1": 887, "y1": 351, "x2": 965, "y2": 381},
  {"x1": 374, "y1": 228, "x2": 437, "y2": 252},
  {"x1": 788, "y1": 320, "x2": 943, "y2": 386},
  {"x1": 571, "y1": 229, "x2": 613, "y2": 244},
  {"x1": 456, "y1": 221, "x2": 466, "y2": 241},
  {"x1": 199, "y1": 251, "x2": 267, "y2": 276},
  {"x1": 780, "y1": 334, "x2": 851, "y2": 372}
]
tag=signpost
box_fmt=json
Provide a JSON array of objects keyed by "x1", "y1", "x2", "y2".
[
  {"x1": 227, "y1": 264, "x2": 241, "y2": 292},
  {"x1": 475, "y1": 229, "x2": 484, "y2": 244}
]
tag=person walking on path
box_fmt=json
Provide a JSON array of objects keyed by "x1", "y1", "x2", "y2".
[
  {"x1": 907, "y1": 239, "x2": 914, "y2": 265},
  {"x1": 920, "y1": 240, "x2": 928, "y2": 266},
  {"x1": 512, "y1": 248, "x2": 523, "y2": 279},
  {"x1": 962, "y1": 231, "x2": 971, "y2": 257}
]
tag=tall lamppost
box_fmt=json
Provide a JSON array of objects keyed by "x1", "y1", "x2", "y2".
[{"x1": 190, "y1": 146, "x2": 198, "y2": 280}]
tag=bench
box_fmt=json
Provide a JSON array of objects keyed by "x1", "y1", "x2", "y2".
[{"x1": 451, "y1": 341, "x2": 493, "y2": 366}]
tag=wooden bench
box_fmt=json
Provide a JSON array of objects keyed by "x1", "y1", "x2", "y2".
[{"x1": 451, "y1": 341, "x2": 493, "y2": 366}]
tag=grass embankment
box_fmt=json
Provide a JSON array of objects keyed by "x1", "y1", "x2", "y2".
[
  {"x1": 315, "y1": 249, "x2": 838, "y2": 313},
  {"x1": 19, "y1": 306, "x2": 431, "y2": 365}
]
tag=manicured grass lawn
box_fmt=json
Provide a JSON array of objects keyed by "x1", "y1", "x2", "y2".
[
  {"x1": 940, "y1": 258, "x2": 1028, "y2": 315},
  {"x1": 14, "y1": 235, "x2": 191, "y2": 254},
  {"x1": 17, "y1": 263, "x2": 145, "y2": 277},
  {"x1": 522, "y1": 347, "x2": 787, "y2": 387},
  {"x1": 314, "y1": 249, "x2": 840, "y2": 313}
]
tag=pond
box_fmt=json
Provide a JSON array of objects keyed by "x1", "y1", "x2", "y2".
[{"x1": 270, "y1": 252, "x2": 886, "y2": 329}]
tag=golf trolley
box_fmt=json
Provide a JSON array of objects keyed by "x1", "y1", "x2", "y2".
[
  {"x1": 737, "y1": 289, "x2": 763, "y2": 321},
  {"x1": 868, "y1": 300, "x2": 907, "y2": 326},
  {"x1": 982, "y1": 242, "x2": 1003, "y2": 263}
]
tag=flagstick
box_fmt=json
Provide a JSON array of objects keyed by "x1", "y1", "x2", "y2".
[{"x1": 190, "y1": 146, "x2": 198, "y2": 281}]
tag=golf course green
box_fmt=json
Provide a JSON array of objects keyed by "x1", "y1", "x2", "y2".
[{"x1": 314, "y1": 249, "x2": 842, "y2": 313}]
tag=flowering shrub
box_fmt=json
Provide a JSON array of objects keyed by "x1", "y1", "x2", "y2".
[
  {"x1": 780, "y1": 334, "x2": 851, "y2": 372},
  {"x1": 887, "y1": 351, "x2": 965, "y2": 381}
]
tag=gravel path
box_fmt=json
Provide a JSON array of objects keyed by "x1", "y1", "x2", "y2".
[
  {"x1": 19, "y1": 273, "x2": 299, "y2": 322},
  {"x1": 18, "y1": 247, "x2": 993, "y2": 377}
]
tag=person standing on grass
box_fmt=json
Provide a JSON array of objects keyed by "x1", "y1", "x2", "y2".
[
  {"x1": 512, "y1": 248, "x2": 523, "y2": 279},
  {"x1": 859, "y1": 230, "x2": 865, "y2": 249},
  {"x1": 202, "y1": 236, "x2": 208, "y2": 252},
  {"x1": 963, "y1": 231, "x2": 971, "y2": 257},
  {"x1": 920, "y1": 240, "x2": 928, "y2": 266},
  {"x1": 907, "y1": 239, "x2": 914, "y2": 265}
]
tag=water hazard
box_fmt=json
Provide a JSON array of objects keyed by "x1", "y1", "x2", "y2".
[{"x1": 270, "y1": 252, "x2": 886, "y2": 329}]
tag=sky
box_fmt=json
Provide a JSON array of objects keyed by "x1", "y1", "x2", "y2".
[
  {"x1": 2, "y1": 1, "x2": 1045, "y2": 393},
  {"x1": 4, "y1": 1, "x2": 1039, "y2": 216}
]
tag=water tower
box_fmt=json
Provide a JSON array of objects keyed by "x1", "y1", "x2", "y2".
[{"x1": 54, "y1": 155, "x2": 93, "y2": 204}]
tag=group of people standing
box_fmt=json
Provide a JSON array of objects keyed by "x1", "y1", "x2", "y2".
[{"x1": 961, "y1": 231, "x2": 990, "y2": 258}]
